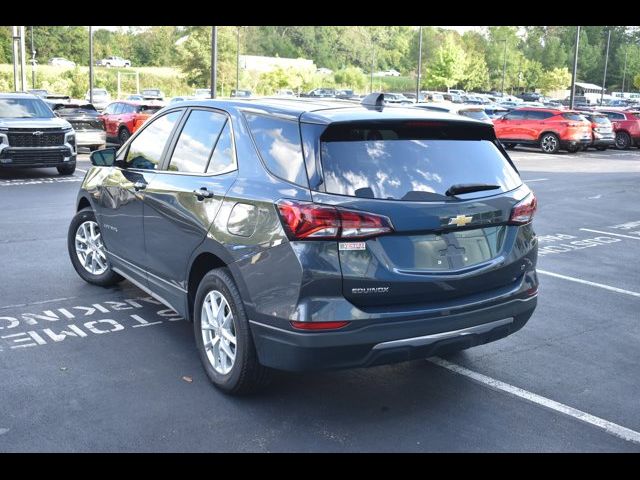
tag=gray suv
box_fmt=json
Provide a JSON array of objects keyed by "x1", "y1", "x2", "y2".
[
  {"x1": 0, "y1": 93, "x2": 77, "y2": 175},
  {"x1": 68, "y1": 95, "x2": 539, "y2": 394}
]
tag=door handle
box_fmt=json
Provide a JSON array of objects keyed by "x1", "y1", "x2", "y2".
[
  {"x1": 193, "y1": 187, "x2": 214, "y2": 200},
  {"x1": 133, "y1": 181, "x2": 146, "y2": 191}
]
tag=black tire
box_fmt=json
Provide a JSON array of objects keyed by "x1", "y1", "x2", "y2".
[
  {"x1": 566, "y1": 145, "x2": 580, "y2": 153},
  {"x1": 118, "y1": 127, "x2": 131, "y2": 145},
  {"x1": 194, "y1": 268, "x2": 271, "y2": 395},
  {"x1": 57, "y1": 163, "x2": 76, "y2": 175},
  {"x1": 615, "y1": 131, "x2": 631, "y2": 150},
  {"x1": 67, "y1": 208, "x2": 124, "y2": 286},
  {"x1": 503, "y1": 143, "x2": 516, "y2": 150},
  {"x1": 539, "y1": 132, "x2": 560, "y2": 154},
  {"x1": 596, "y1": 145, "x2": 608, "y2": 151},
  {"x1": 89, "y1": 144, "x2": 106, "y2": 152}
]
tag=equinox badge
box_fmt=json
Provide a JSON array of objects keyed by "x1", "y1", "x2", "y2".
[
  {"x1": 448, "y1": 215, "x2": 473, "y2": 227},
  {"x1": 352, "y1": 287, "x2": 390, "y2": 294}
]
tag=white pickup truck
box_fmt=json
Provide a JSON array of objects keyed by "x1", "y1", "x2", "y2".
[{"x1": 96, "y1": 56, "x2": 131, "y2": 68}]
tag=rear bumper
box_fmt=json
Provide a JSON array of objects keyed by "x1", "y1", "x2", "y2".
[
  {"x1": 592, "y1": 137, "x2": 615, "y2": 147},
  {"x1": 75, "y1": 129, "x2": 106, "y2": 147},
  {"x1": 560, "y1": 138, "x2": 591, "y2": 149},
  {"x1": 250, "y1": 293, "x2": 537, "y2": 372}
]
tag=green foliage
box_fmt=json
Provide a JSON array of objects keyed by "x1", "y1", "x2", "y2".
[
  {"x1": 538, "y1": 67, "x2": 572, "y2": 94},
  {"x1": 424, "y1": 33, "x2": 466, "y2": 89},
  {"x1": 333, "y1": 67, "x2": 366, "y2": 90},
  {"x1": 634, "y1": 72, "x2": 640, "y2": 90}
]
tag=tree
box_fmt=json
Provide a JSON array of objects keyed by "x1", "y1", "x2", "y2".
[
  {"x1": 424, "y1": 33, "x2": 466, "y2": 90},
  {"x1": 334, "y1": 66, "x2": 366, "y2": 90},
  {"x1": 538, "y1": 67, "x2": 572, "y2": 95},
  {"x1": 462, "y1": 55, "x2": 489, "y2": 91}
]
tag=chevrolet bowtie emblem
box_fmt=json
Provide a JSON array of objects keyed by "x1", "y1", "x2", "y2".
[
  {"x1": 448, "y1": 215, "x2": 473, "y2": 227},
  {"x1": 32, "y1": 131, "x2": 44, "y2": 136}
]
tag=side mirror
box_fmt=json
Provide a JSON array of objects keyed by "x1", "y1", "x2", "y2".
[{"x1": 90, "y1": 147, "x2": 117, "y2": 167}]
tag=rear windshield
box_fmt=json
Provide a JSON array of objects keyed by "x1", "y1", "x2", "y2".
[
  {"x1": 563, "y1": 112, "x2": 587, "y2": 121},
  {"x1": 136, "y1": 105, "x2": 162, "y2": 114},
  {"x1": 319, "y1": 124, "x2": 521, "y2": 201},
  {"x1": 591, "y1": 115, "x2": 610, "y2": 124},
  {"x1": 459, "y1": 109, "x2": 490, "y2": 121}
]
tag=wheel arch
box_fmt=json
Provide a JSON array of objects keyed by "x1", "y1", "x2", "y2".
[{"x1": 538, "y1": 130, "x2": 560, "y2": 142}]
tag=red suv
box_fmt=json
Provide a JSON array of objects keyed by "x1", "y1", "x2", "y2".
[
  {"x1": 98, "y1": 101, "x2": 162, "y2": 145},
  {"x1": 597, "y1": 109, "x2": 640, "y2": 150},
  {"x1": 493, "y1": 107, "x2": 592, "y2": 153}
]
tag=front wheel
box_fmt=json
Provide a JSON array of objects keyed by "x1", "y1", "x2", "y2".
[
  {"x1": 57, "y1": 163, "x2": 76, "y2": 175},
  {"x1": 67, "y1": 208, "x2": 123, "y2": 286},
  {"x1": 540, "y1": 133, "x2": 560, "y2": 154},
  {"x1": 194, "y1": 268, "x2": 271, "y2": 395}
]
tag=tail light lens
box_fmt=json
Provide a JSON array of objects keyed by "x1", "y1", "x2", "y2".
[
  {"x1": 509, "y1": 193, "x2": 537, "y2": 225},
  {"x1": 276, "y1": 199, "x2": 393, "y2": 240},
  {"x1": 132, "y1": 114, "x2": 148, "y2": 131},
  {"x1": 290, "y1": 321, "x2": 350, "y2": 331}
]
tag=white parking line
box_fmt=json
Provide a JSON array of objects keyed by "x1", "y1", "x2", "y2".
[
  {"x1": 76, "y1": 168, "x2": 87, "y2": 173},
  {"x1": 523, "y1": 178, "x2": 549, "y2": 182},
  {"x1": 429, "y1": 357, "x2": 640, "y2": 445},
  {"x1": 580, "y1": 228, "x2": 640, "y2": 241},
  {"x1": 537, "y1": 269, "x2": 640, "y2": 298}
]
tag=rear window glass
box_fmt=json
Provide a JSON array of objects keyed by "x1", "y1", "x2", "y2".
[
  {"x1": 459, "y1": 109, "x2": 490, "y2": 121},
  {"x1": 562, "y1": 112, "x2": 587, "y2": 121},
  {"x1": 319, "y1": 124, "x2": 521, "y2": 201},
  {"x1": 591, "y1": 115, "x2": 610, "y2": 124},
  {"x1": 244, "y1": 113, "x2": 307, "y2": 186},
  {"x1": 137, "y1": 105, "x2": 162, "y2": 115}
]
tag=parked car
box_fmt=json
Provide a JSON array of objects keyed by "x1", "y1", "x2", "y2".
[
  {"x1": 335, "y1": 89, "x2": 359, "y2": 100},
  {"x1": 127, "y1": 94, "x2": 144, "y2": 101},
  {"x1": 448, "y1": 89, "x2": 465, "y2": 95},
  {"x1": 442, "y1": 92, "x2": 463, "y2": 103},
  {"x1": 301, "y1": 88, "x2": 336, "y2": 98},
  {"x1": 141, "y1": 89, "x2": 165, "y2": 101},
  {"x1": 461, "y1": 95, "x2": 483, "y2": 105},
  {"x1": 596, "y1": 109, "x2": 640, "y2": 149},
  {"x1": 27, "y1": 89, "x2": 49, "y2": 98},
  {"x1": 48, "y1": 57, "x2": 76, "y2": 68},
  {"x1": 193, "y1": 89, "x2": 212, "y2": 99},
  {"x1": 68, "y1": 97, "x2": 538, "y2": 394},
  {"x1": 493, "y1": 107, "x2": 592, "y2": 153},
  {"x1": 374, "y1": 69, "x2": 401, "y2": 77},
  {"x1": 169, "y1": 96, "x2": 194, "y2": 104},
  {"x1": 484, "y1": 105, "x2": 510, "y2": 119},
  {"x1": 518, "y1": 92, "x2": 543, "y2": 102},
  {"x1": 85, "y1": 88, "x2": 112, "y2": 111},
  {"x1": 98, "y1": 101, "x2": 163, "y2": 145},
  {"x1": 275, "y1": 89, "x2": 296, "y2": 97},
  {"x1": 579, "y1": 112, "x2": 615, "y2": 151},
  {"x1": 96, "y1": 56, "x2": 131, "y2": 68},
  {"x1": 382, "y1": 92, "x2": 413, "y2": 105},
  {"x1": 230, "y1": 89, "x2": 252, "y2": 98},
  {"x1": 413, "y1": 102, "x2": 493, "y2": 124},
  {"x1": 0, "y1": 92, "x2": 76, "y2": 175},
  {"x1": 46, "y1": 99, "x2": 106, "y2": 152}
]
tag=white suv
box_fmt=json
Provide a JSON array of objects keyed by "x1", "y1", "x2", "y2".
[{"x1": 96, "y1": 56, "x2": 131, "y2": 68}]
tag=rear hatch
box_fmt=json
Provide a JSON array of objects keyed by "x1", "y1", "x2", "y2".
[{"x1": 298, "y1": 119, "x2": 535, "y2": 309}]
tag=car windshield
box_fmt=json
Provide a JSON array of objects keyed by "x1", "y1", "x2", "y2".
[
  {"x1": 0, "y1": 98, "x2": 55, "y2": 118},
  {"x1": 319, "y1": 123, "x2": 521, "y2": 201},
  {"x1": 137, "y1": 105, "x2": 162, "y2": 114}
]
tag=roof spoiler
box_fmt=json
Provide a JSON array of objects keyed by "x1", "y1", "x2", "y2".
[{"x1": 361, "y1": 92, "x2": 385, "y2": 109}]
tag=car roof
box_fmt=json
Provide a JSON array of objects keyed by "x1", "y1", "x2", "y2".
[
  {"x1": 0, "y1": 92, "x2": 39, "y2": 99},
  {"x1": 164, "y1": 97, "x2": 490, "y2": 126}
]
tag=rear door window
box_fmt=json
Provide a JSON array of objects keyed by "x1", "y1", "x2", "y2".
[{"x1": 318, "y1": 122, "x2": 521, "y2": 201}]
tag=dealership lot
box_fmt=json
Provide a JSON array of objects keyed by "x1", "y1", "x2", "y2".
[{"x1": 0, "y1": 148, "x2": 639, "y2": 452}]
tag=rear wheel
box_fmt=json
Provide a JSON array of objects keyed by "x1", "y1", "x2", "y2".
[
  {"x1": 67, "y1": 208, "x2": 123, "y2": 286},
  {"x1": 540, "y1": 133, "x2": 560, "y2": 154},
  {"x1": 596, "y1": 145, "x2": 608, "y2": 151},
  {"x1": 566, "y1": 145, "x2": 580, "y2": 153},
  {"x1": 57, "y1": 163, "x2": 76, "y2": 175},
  {"x1": 194, "y1": 268, "x2": 271, "y2": 395},
  {"x1": 118, "y1": 127, "x2": 131, "y2": 145},
  {"x1": 615, "y1": 131, "x2": 631, "y2": 150}
]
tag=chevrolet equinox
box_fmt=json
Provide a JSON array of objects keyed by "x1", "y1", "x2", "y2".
[{"x1": 68, "y1": 94, "x2": 539, "y2": 394}]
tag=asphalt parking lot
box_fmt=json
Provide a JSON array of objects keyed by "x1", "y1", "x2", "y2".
[{"x1": 1, "y1": 147, "x2": 639, "y2": 452}]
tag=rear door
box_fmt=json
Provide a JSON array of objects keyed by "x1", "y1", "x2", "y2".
[
  {"x1": 493, "y1": 109, "x2": 527, "y2": 141},
  {"x1": 302, "y1": 119, "x2": 530, "y2": 308},
  {"x1": 142, "y1": 108, "x2": 238, "y2": 310},
  {"x1": 523, "y1": 110, "x2": 554, "y2": 141}
]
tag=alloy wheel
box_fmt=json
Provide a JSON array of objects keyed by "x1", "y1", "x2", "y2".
[
  {"x1": 541, "y1": 135, "x2": 558, "y2": 153},
  {"x1": 75, "y1": 220, "x2": 108, "y2": 276},
  {"x1": 201, "y1": 290, "x2": 237, "y2": 375}
]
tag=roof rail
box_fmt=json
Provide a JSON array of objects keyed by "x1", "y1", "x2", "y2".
[{"x1": 361, "y1": 92, "x2": 385, "y2": 108}]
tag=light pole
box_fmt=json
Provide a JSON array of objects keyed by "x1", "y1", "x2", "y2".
[
  {"x1": 416, "y1": 26, "x2": 423, "y2": 102},
  {"x1": 601, "y1": 29, "x2": 611, "y2": 106},
  {"x1": 30, "y1": 26, "x2": 36, "y2": 89},
  {"x1": 621, "y1": 49, "x2": 628, "y2": 95},
  {"x1": 211, "y1": 26, "x2": 217, "y2": 99},
  {"x1": 236, "y1": 26, "x2": 241, "y2": 93},
  {"x1": 89, "y1": 26, "x2": 94, "y2": 104},
  {"x1": 501, "y1": 38, "x2": 507, "y2": 94},
  {"x1": 569, "y1": 26, "x2": 580, "y2": 110},
  {"x1": 370, "y1": 35, "x2": 375, "y2": 94}
]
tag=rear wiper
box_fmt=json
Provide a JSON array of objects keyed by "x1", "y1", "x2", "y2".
[{"x1": 445, "y1": 183, "x2": 500, "y2": 196}]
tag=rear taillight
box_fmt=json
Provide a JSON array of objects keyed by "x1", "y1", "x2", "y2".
[
  {"x1": 290, "y1": 321, "x2": 350, "y2": 331},
  {"x1": 509, "y1": 193, "x2": 537, "y2": 225},
  {"x1": 133, "y1": 114, "x2": 148, "y2": 131},
  {"x1": 276, "y1": 200, "x2": 394, "y2": 240}
]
